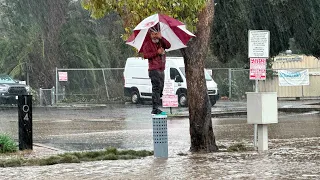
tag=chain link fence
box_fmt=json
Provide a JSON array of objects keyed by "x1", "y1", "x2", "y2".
[
  {"x1": 55, "y1": 68, "x2": 125, "y2": 104},
  {"x1": 53, "y1": 67, "x2": 320, "y2": 104},
  {"x1": 39, "y1": 88, "x2": 55, "y2": 106},
  {"x1": 210, "y1": 68, "x2": 320, "y2": 100}
]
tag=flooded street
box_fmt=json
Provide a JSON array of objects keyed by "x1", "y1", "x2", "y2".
[{"x1": 0, "y1": 102, "x2": 319, "y2": 179}]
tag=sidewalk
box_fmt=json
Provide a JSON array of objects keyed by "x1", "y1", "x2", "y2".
[{"x1": 168, "y1": 99, "x2": 320, "y2": 118}]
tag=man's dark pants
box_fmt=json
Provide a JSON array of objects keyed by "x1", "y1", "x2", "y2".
[{"x1": 149, "y1": 70, "x2": 164, "y2": 111}]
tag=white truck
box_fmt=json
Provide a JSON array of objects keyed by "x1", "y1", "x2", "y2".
[{"x1": 123, "y1": 57, "x2": 219, "y2": 107}]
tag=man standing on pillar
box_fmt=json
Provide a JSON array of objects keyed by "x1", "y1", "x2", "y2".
[{"x1": 142, "y1": 24, "x2": 171, "y2": 115}]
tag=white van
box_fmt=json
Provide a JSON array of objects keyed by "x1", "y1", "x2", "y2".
[{"x1": 123, "y1": 57, "x2": 219, "y2": 106}]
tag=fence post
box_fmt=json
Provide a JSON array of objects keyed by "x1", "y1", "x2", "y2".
[
  {"x1": 102, "y1": 69, "x2": 110, "y2": 100},
  {"x1": 51, "y1": 86, "x2": 55, "y2": 105},
  {"x1": 55, "y1": 67, "x2": 58, "y2": 103},
  {"x1": 39, "y1": 88, "x2": 43, "y2": 106},
  {"x1": 228, "y1": 68, "x2": 232, "y2": 99},
  {"x1": 62, "y1": 86, "x2": 66, "y2": 100}
]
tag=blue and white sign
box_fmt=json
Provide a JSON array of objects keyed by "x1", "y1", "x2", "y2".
[{"x1": 278, "y1": 70, "x2": 309, "y2": 86}]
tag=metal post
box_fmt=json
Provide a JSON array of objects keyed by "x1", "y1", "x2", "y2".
[
  {"x1": 257, "y1": 124, "x2": 268, "y2": 151},
  {"x1": 39, "y1": 88, "x2": 43, "y2": 106},
  {"x1": 228, "y1": 68, "x2": 232, "y2": 99},
  {"x1": 51, "y1": 86, "x2": 55, "y2": 105},
  {"x1": 62, "y1": 86, "x2": 66, "y2": 100},
  {"x1": 102, "y1": 69, "x2": 110, "y2": 100},
  {"x1": 254, "y1": 79, "x2": 259, "y2": 149},
  {"x1": 26, "y1": 63, "x2": 30, "y2": 86},
  {"x1": 254, "y1": 124, "x2": 258, "y2": 149},
  {"x1": 18, "y1": 95, "x2": 33, "y2": 150},
  {"x1": 55, "y1": 67, "x2": 58, "y2": 103}
]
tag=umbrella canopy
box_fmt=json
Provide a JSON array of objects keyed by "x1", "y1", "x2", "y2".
[{"x1": 126, "y1": 13, "x2": 195, "y2": 52}]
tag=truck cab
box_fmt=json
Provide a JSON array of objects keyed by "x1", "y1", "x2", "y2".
[{"x1": 0, "y1": 75, "x2": 30, "y2": 104}]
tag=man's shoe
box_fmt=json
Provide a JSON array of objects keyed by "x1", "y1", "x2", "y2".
[
  {"x1": 151, "y1": 109, "x2": 163, "y2": 115},
  {"x1": 160, "y1": 111, "x2": 167, "y2": 115}
]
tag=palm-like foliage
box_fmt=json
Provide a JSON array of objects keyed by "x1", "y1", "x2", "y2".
[{"x1": 0, "y1": 0, "x2": 133, "y2": 91}]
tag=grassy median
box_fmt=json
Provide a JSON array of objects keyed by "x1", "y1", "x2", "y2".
[{"x1": 0, "y1": 147, "x2": 153, "y2": 167}]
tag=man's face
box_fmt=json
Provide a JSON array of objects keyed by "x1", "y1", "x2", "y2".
[{"x1": 150, "y1": 32, "x2": 159, "y2": 43}]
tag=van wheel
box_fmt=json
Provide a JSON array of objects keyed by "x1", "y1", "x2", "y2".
[
  {"x1": 131, "y1": 91, "x2": 140, "y2": 104},
  {"x1": 210, "y1": 99, "x2": 216, "y2": 106},
  {"x1": 178, "y1": 93, "x2": 187, "y2": 107},
  {"x1": 210, "y1": 96, "x2": 217, "y2": 106}
]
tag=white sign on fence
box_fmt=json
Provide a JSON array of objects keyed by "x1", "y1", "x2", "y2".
[
  {"x1": 58, "y1": 72, "x2": 68, "y2": 81},
  {"x1": 250, "y1": 58, "x2": 267, "y2": 80},
  {"x1": 278, "y1": 69, "x2": 310, "y2": 86},
  {"x1": 248, "y1": 30, "x2": 270, "y2": 58},
  {"x1": 162, "y1": 95, "x2": 178, "y2": 107},
  {"x1": 163, "y1": 80, "x2": 175, "y2": 95}
]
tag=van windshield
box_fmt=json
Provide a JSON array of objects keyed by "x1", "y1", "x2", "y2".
[{"x1": 179, "y1": 67, "x2": 212, "y2": 81}]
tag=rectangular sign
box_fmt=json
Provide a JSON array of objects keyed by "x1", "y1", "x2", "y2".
[
  {"x1": 278, "y1": 69, "x2": 309, "y2": 86},
  {"x1": 248, "y1": 30, "x2": 270, "y2": 58},
  {"x1": 162, "y1": 95, "x2": 178, "y2": 107},
  {"x1": 58, "y1": 72, "x2": 68, "y2": 81},
  {"x1": 274, "y1": 55, "x2": 303, "y2": 62},
  {"x1": 250, "y1": 58, "x2": 267, "y2": 80},
  {"x1": 163, "y1": 80, "x2": 175, "y2": 95}
]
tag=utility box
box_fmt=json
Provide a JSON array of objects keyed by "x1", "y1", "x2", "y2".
[{"x1": 247, "y1": 92, "x2": 278, "y2": 124}]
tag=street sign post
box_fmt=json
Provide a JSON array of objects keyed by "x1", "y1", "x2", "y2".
[{"x1": 248, "y1": 30, "x2": 270, "y2": 150}]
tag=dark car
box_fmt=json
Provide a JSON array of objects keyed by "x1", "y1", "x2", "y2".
[{"x1": 0, "y1": 75, "x2": 30, "y2": 104}]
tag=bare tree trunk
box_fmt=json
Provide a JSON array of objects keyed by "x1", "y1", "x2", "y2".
[{"x1": 181, "y1": 0, "x2": 218, "y2": 152}]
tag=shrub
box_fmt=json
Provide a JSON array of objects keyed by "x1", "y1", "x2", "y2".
[{"x1": 0, "y1": 134, "x2": 18, "y2": 153}]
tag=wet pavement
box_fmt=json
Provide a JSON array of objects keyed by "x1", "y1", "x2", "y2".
[{"x1": 0, "y1": 100, "x2": 319, "y2": 179}]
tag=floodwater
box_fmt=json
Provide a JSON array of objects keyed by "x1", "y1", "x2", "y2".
[{"x1": 0, "y1": 103, "x2": 319, "y2": 179}]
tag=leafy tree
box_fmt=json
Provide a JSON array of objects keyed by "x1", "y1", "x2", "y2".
[
  {"x1": 0, "y1": 0, "x2": 132, "y2": 93},
  {"x1": 83, "y1": 0, "x2": 219, "y2": 152},
  {"x1": 0, "y1": 0, "x2": 69, "y2": 88}
]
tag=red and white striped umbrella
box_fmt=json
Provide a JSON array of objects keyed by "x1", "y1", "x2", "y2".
[{"x1": 126, "y1": 13, "x2": 195, "y2": 52}]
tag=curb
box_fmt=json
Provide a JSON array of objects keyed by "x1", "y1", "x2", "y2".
[
  {"x1": 278, "y1": 107, "x2": 320, "y2": 113},
  {"x1": 0, "y1": 105, "x2": 109, "y2": 110},
  {"x1": 168, "y1": 107, "x2": 320, "y2": 118},
  {"x1": 168, "y1": 111, "x2": 247, "y2": 118},
  {"x1": 33, "y1": 143, "x2": 65, "y2": 152}
]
